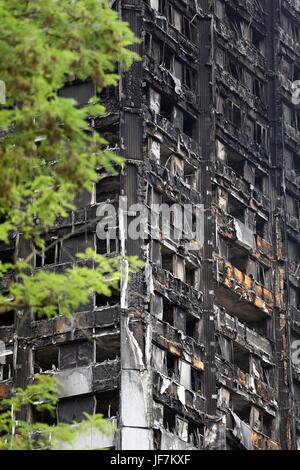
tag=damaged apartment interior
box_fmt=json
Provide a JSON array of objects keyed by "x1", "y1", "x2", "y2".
[{"x1": 1, "y1": 0, "x2": 300, "y2": 451}]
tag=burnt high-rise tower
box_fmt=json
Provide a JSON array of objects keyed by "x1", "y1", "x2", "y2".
[{"x1": 1, "y1": 0, "x2": 300, "y2": 451}]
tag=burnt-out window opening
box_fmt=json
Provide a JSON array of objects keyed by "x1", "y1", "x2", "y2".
[
  {"x1": 228, "y1": 195, "x2": 245, "y2": 223},
  {"x1": 0, "y1": 309, "x2": 14, "y2": 327},
  {"x1": 96, "y1": 123, "x2": 119, "y2": 148},
  {"x1": 0, "y1": 247, "x2": 14, "y2": 264},
  {"x1": 256, "y1": 214, "x2": 268, "y2": 239},
  {"x1": 96, "y1": 286, "x2": 119, "y2": 308},
  {"x1": 228, "y1": 243, "x2": 248, "y2": 273},
  {"x1": 292, "y1": 20, "x2": 300, "y2": 42},
  {"x1": 168, "y1": 5, "x2": 182, "y2": 32},
  {"x1": 183, "y1": 66, "x2": 196, "y2": 91},
  {"x1": 253, "y1": 78, "x2": 265, "y2": 101},
  {"x1": 96, "y1": 332, "x2": 120, "y2": 363},
  {"x1": 163, "y1": 407, "x2": 176, "y2": 433},
  {"x1": 159, "y1": 145, "x2": 173, "y2": 169},
  {"x1": 60, "y1": 341, "x2": 94, "y2": 369},
  {"x1": 232, "y1": 394, "x2": 251, "y2": 424},
  {"x1": 294, "y1": 380, "x2": 300, "y2": 403},
  {"x1": 225, "y1": 4, "x2": 242, "y2": 38},
  {"x1": 35, "y1": 239, "x2": 61, "y2": 267},
  {"x1": 166, "y1": 351, "x2": 178, "y2": 379},
  {"x1": 254, "y1": 122, "x2": 268, "y2": 147},
  {"x1": 255, "y1": 169, "x2": 266, "y2": 192},
  {"x1": 59, "y1": 81, "x2": 96, "y2": 106},
  {"x1": 0, "y1": 349, "x2": 13, "y2": 381},
  {"x1": 183, "y1": 17, "x2": 197, "y2": 42},
  {"x1": 227, "y1": 101, "x2": 242, "y2": 128},
  {"x1": 188, "y1": 422, "x2": 204, "y2": 447},
  {"x1": 162, "y1": 298, "x2": 174, "y2": 326},
  {"x1": 32, "y1": 405, "x2": 57, "y2": 426},
  {"x1": 57, "y1": 395, "x2": 95, "y2": 424},
  {"x1": 34, "y1": 346, "x2": 59, "y2": 373},
  {"x1": 183, "y1": 111, "x2": 197, "y2": 139},
  {"x1": 186, "y1": 313, "x2": 199, "y2": 340},
  {"x1": 96, "y1": 390, "x2": 119, "y2": 418},
  {"x1": 96, "y1": 230, "x2": 118, "y2": 255},
  {"x1": 191, "y1": 368, "x2": 203, "y2": 394},
  {"x1": 291, "y1": 109, "x2": 300, "y2": 132},
  {"x1": 286, "y1": 194, "x2": 299, "y2": 218},
  {"x1": 162, "y1": 46, "x2": 174, "y2": 72},
  {"x1": 96, "y1": 175, "x2": 120, "y2": 203},
  {"x1": 216, "y1": 335, "x2": 232, "y2": 362},
  {"x1": 261, "y1": 411, "x2": 274, "y2": 437},
  {"x1": 292, "y1": 153, "x2": 300, "y2": 175},
  {"x1": 233, "y1": 344, "x2": 250, "y2": 373},
  {"x1": 293, "y1": 64, "x2": 300, "y2": 81},
  {"x1": 257, "y1": 263, "x2": 271, "y2": 288},
  {"x1": 161, "y1": 245, "x2": 174, "y2": 275},
  {"x1": 176, "y1": 416, "x2": 188, "y2": 442},
  {"x1": 261, "y1": 361, "x2": 274, "y2": 388},
  {"x1": 227, "y1": 148, "x2": 245, "y2": 176},
  {"x1": 250, "y1": 316, "x2": 272, "y2": 339},
  {"x1": 185, "y1": 262, "x2": 197, "y2": 288},
  {"x1": 287, "y1": 236, "x2": 300, "y2": 264},
  {"x1": 290, "y1": 286, "x2": 300, "y2": 310},
  {"x1": 228, "y1": 61, "x2": 243, "y2": 82},
  {"x1": 160, "y1": 94, "x2": 174, "y2": 122},
  {"x1": 184, "y1": 161, "x2": 197, "y2": 188},
  {"x1": 251, "y1": 27, "x2": 265, "y2": 53}
]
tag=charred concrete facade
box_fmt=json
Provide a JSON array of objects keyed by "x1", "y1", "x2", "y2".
[{"x1": 1, "y1": 0, "x2": 300, "y2": 451}]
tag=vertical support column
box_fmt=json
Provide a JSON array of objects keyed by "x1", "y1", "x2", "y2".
[
  {"x1": 198, "y1": 2, "x2": 217, "y2": 427},
  {"x1": 266, "y1": 0, "x2": 296, "y2": 450},
  {"x1": 119, "y1": 0, "x2": 153, "y2": 450}
]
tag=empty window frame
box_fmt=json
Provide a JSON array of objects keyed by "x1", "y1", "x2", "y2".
[
  {"x1": 251, "y1": 27, "x2": 265, "y2": 54},
  {"x1": 96, "y1": 175, "x2": 120, "y2": 203},
  {"x1": 165, "y1": 351, "x2": 179, "y2": 379},
  {"x1": 253, "y1": 122, "x2": 268, "y2": 148},
  {"x1": 0, "y1": 348, "x2": 13, "y2": 381},
  {"x1": 0, "y1": 309, "x2": 14, "y2": 327},
  {"x1": 225, "y1": 4, "x2": 243, "y2": 38},
  {"x1": 96, "y1": 231, "x2": 118, "y2": 255},
  {"x1": 255, "y1": 168, "x2": 267, "y2": 192},
  {"x1": 95, "y1": 331, "x2": 120, "y2": 363},
  {"x1": 34, "y1": 345, "x2": 59, "y2": 373},
  {"x1": 160, "y1": 94, "x2": 174, "y2": 122},
  {"x1": 95, "y1": 286, "x2": 119, "y2": 308},
  {"x1": 227, "y1": 101, "x2": 243, "y2": 128},
  {"x1": 290, "y1": 286, "x2": 300, "y2": 310},
  {"x1": 291, "y1": 109, "x2": 300, "y2": 132},
  {"x1": 183, "y1": 65, "x2": 196, "y2": 91},
  {"x1": 253, "y1": 78, "x2": 265, "y2": 101},
  {"x1": 186, "y1": 312, "x2": 200, "y2": 340},
  {"x1": 228, "y1": 60, "x2": 243, "y2": 83},
  {"x1": 185, "y1": 261, "x2": 198, "y2": 288},
  {"x1": 161, "y1": 245, "x2": 174, "y2": 274},
  {"x1": 233, "y1": 344, "x2": 250, "y2": 373},
  {"x1": 256, "y1": 214, "x2": 268, "y2": 239},
  {"x1": 162, "y1": 298, "x2": 174, "y2": 326},
  {"x1": 95, "y1": 390, "x2": 119, "y2": 418},
  {"x1": 228, "y1": 195, "x2": 245, "y2": 223},
  {"x1": 60, "y1": 341, "x2": 94, "y2": 369},
  {"x1": 35, "y1": 239, "x2": 61, "y2": 267},
  {"x1": 228, "y1": 243, "x2": 248, "y2": 273},
  {"x1": 183, "y1": 111, "x2": 197, "y2": 139},
  {"x1": 163, "y1": 407, "x2": 176, "y2": 433},
  {"x1": 231, "y1": 394, "x2": 251, "y2": 424},
  {"x1": 168, "y1": 5, "x2": 182, "y2": 32}
]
